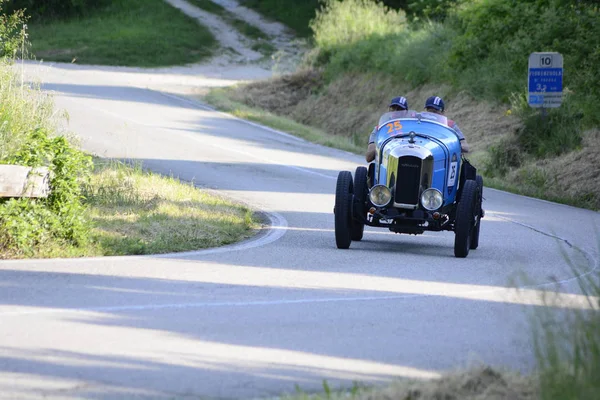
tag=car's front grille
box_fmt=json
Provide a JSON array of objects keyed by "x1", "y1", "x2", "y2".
[{"x1": 395, "y1": 156, "x2": 422, "y2": 205}]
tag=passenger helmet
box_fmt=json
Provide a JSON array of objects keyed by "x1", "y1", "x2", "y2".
[
  {"x1": 389, "y1": 96, "x2": 408, "y2": 110},
  {"x1": 425, "y1": 96, "x2": 445, "y2": 112}
]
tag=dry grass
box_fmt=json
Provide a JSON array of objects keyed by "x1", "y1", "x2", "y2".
[
  {"x1": 203, "y1": 86, "x2": 362, "y2": 154},
  {"x1": 503, "y1": 129, "x2": 600, "y2": 209},
  {"x1": 223, "y1": 70, "x2": 522, "y2": 150},
  {"x1": 286, "y1": 366, "x2": 537, "y2": 400},
  {"x1": 225, "y1": 68, "x2": 325, "y2": 115}
]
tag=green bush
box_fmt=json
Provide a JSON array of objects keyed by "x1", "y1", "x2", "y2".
[
  {"x1": 0, "y1": 128, "x2": 93, "y2": 255},
  {"x1": 484, "y1": 137, "x2": 523, "y2": 177},
  {"x1": 309, "y1": 0, "x2": 455, "y2": 86},
  {"x1": 517, "y1": 102, "x2": 584, "y2": 158},
  {"x1": 311, "y1": 0, "x2": 407, "y2": 53},
  {"x1": 0, "y1": 0, "x2": 28, "y2": 58},
  {"x1": 447, "y1": 0, "x2": 599, "y2": 126},
  {"x1": 3, "y1": 0, "x2": 109, "y2": 20},
  {"x1": 241, "y1": 0, "x2": 320, "y2": 37}
]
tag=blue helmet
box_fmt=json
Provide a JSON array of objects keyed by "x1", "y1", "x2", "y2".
[
  {"x1": 425, "y1": 96, "x2": 445, "y2": 112},
  {"x1": 389, "y1": 96, "x2": 408, "y2": 110}
]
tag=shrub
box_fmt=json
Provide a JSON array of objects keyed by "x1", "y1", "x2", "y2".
[
  {"x1": 311, "y1": 0, "x2": 407, "y2": 54},
  {"x1": 447, "y1": 0, "x2": 599, "y2": 126},
  {"x1": 241, "y1": 0, "x2": 320, "y2": 37},
  {"x1": 0, "y1": 0, "x2": 28, "y2": 58},
  {"x1": 0, "y1": 58, "x2": 92, "y2": 256},
  {"x1": 3, "y1": 0, "x2": 109, "y2": 20},
  {"x1": 484, "y1": 137, "x2": 523, "y2": 177}
]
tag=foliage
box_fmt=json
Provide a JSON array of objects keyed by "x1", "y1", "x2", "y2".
[
  {"x1": 0, "y1": 54, "x2": 92, "y2": 257},
  {"x1": 0, "y1": 129, "x2": 93, "y2": 256},
  {"x1": 447, "y1": 0, "x2": 599, "y2": 126},
  {"x1": 2, "y1": 0, "x2": 109, "y2": 20},
  {"x1": 311, "y1": 0, "x2": 407, "y2": 54},
  {"x1": 484, "y1": 137, "x2": 523, "y2": 177},
  {"x1": 241, "y1": 0, "x2": 320, "y2": 37},
  {"x1": 402, "y1": 0, "x2": 467, "y2": 21},
  {"x1": 0, "y1": 0, "x2": 29, "y2": 58}
]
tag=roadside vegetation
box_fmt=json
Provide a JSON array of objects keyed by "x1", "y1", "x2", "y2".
[
  {"x1": 240, "y1": 0, "x2": 320, "y2": 37},
  {"x1": 285, "y1": 366, "x2": 537, "y2": 400},
  {"x1": 0, "y1": 2, "x2": 257, "y2": 259},
  {"x1": 22, "y1": 0, "x2": 217, "y2": 67}
]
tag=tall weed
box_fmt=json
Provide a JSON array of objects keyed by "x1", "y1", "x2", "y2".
[{"x1": 530, "y1": 241, "x2": 600, "y2": 400}]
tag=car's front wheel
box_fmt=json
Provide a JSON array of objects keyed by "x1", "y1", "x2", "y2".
[
  {"x1": 334, "y1": 171, "x2": 354, "y2": 249},
  {"x1": 351, "y1": 167, "x2": 368, "y2": 241},
  {"x1": 454, "y1": 179, "x2": 478, "y2": 258},
  {"x1": 470, "y1": 175, "x2": 484, "y2": 249}
]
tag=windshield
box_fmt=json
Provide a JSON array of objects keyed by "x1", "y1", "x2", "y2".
[
  {"x1": 374, "y1": 109, "x2": 459, "y2": 145},
  {"x1": 377, "y1": 110, "x2": 448, "y2": 127}
]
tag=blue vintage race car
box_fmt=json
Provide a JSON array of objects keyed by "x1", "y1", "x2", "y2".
[{"x1": 333, "y1": 110, "x2": 484, "y2": 257}]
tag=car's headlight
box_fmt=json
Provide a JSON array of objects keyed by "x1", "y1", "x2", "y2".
[
  {"x1": 421, "y1": 188, "x2": 443, "y2": 211},
  {"x1": 369, "y1": 185, "x2": 392, "y2": 207}
]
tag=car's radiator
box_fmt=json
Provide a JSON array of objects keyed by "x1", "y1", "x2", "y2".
[{"x1": 395, "y1": 156, "x2": 422, "y2": 206}]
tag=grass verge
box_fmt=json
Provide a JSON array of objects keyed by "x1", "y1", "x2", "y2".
[
  {"x1": 281, "y1": 366, "x2": 536, "y2": 400},
  {"x1": 202, "y1": 87, "x2": 362, "y2": 155},
  {"x1": 19, "y1": 158, "x2": 260, "y2": 259},
  {"x1": 240, "y1": 0, "x2": 319, "y2": 37},
  {"x1": 27, "y1": 0, "x2": 217, "y2": 67}
]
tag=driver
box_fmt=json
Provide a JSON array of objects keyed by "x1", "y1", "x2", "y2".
[
  {"x1": 424, "y1": 96, "x2": 470, "y2": 153},
  {"x1": 365, "y1": 96, "x2": 409, "y2": 162}
]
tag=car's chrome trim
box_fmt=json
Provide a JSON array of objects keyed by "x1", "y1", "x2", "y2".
[{"x1": 395, "y1": 203, "x2": 419, "y2": 210}]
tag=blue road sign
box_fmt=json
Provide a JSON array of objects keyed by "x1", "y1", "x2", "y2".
[
  {"x1": 528, "y1": 53, "x2": 563, "y2": 108},
  {"x1": 528, "y1": 68, "x2": 563, "y2": 93}
]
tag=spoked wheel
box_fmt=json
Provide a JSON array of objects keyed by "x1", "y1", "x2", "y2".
[
  {"x1": 334, "y1": 171, "x2": 354, "y2": 249},
  {"x1": 351, "y1": 167, "x2": 368, "y2": 241},
  {"x1": 454, "y1": 179, "x2": 478, "y2": 258},
  {"x1": 470, "y1": 175, "x2": 484, "y2": 250}
]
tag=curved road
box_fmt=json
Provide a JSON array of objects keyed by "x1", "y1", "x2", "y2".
[{"x1": 1, "y1": 62, "x2": 599, "y2": 399}]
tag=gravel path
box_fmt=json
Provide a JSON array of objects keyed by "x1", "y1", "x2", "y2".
[{"x1": 164, "y1": 0, "x2": 306, "y2": 75}]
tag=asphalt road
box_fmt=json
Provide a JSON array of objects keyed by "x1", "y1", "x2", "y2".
[{"x1": 1, "y1": 62, "x2": 599, "y2": 399}]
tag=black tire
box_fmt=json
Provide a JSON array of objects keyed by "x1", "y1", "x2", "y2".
[
  {"x1": 351, "y1": 167, "x2": 368, "y2": 241},
  {"x1": 335, "y1": 171, "x2": 354, "y2": 249},
  {"x1": 454, "y1": 179, "x2": 478, "y2": 258},
  {"x1": 476, "y1": 174, "x2": 484, "y2": 197},
  {"x1": 470, "y1": 175, "x2": 484, "y2": 249}
]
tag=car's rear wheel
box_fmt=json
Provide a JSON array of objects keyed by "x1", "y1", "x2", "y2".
[
  {"x1": 454, "y1": 179, "x2": 477, "y2": 258},
  {"x1": 351, "y1": 167, "x2": 368, "y2": 241},
  {"x1": 335, "y1": 171, "x2": 354, "y2": 249},
  {"x1": 470, "y1": 175, "x2": 484, "y2": 249}
]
